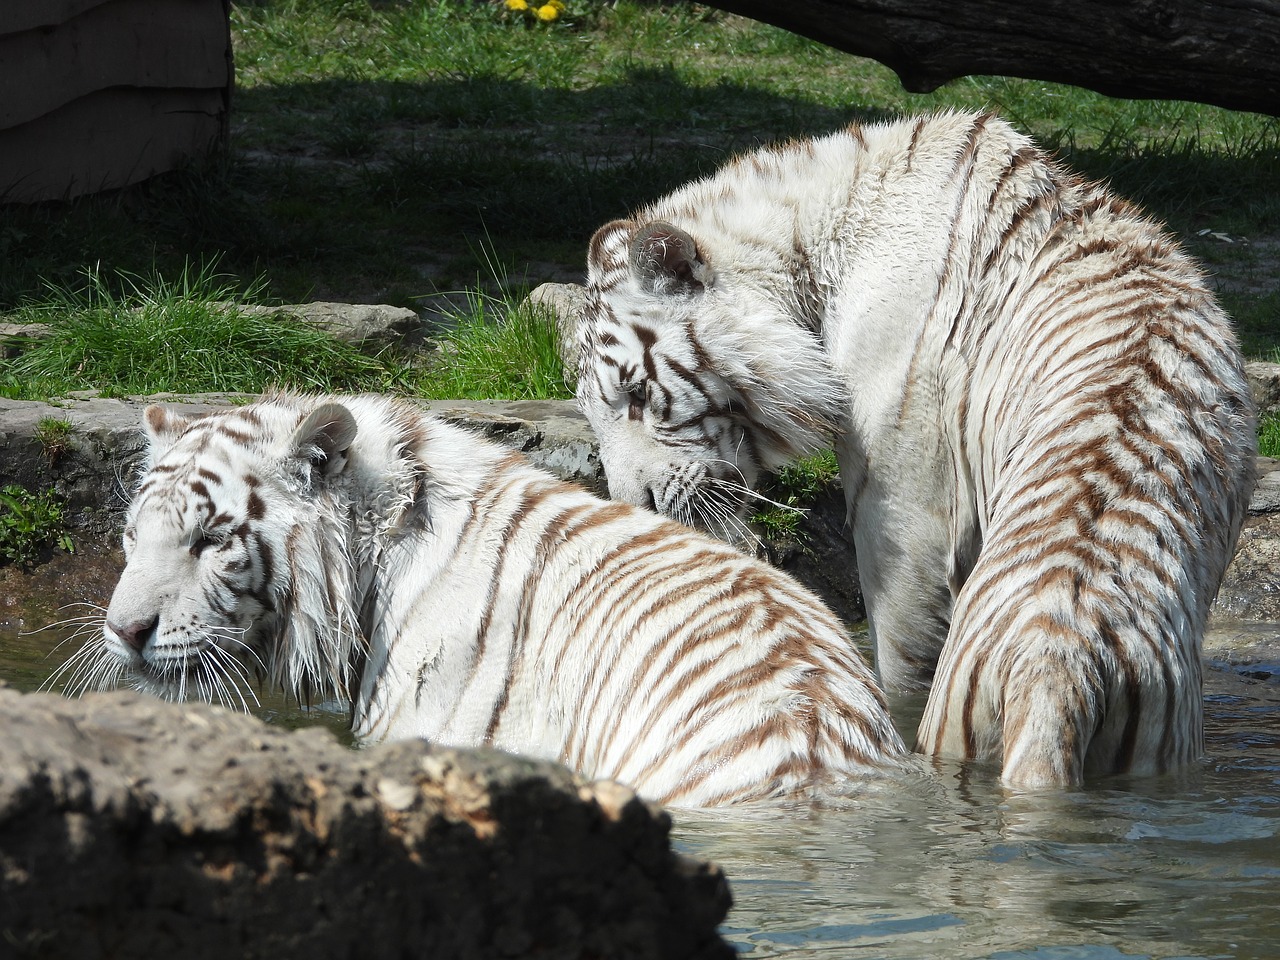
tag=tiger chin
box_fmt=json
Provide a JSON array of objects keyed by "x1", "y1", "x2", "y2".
[
  {"x1": 62, "y1": 392, "x2": 910, "y2": 808},
  {"x1": 578, "y1": 110, "x2": 1257, "y2": 789}
]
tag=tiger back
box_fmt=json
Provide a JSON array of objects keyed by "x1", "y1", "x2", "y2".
[
  {"x1": 66, "y1": 393, "x2": 909, "y2": 808},
  {"x1": 577, "y1": 110, "x2": 1256, "y2": 787}
]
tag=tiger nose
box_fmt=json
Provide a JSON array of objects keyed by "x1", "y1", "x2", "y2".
[{"x1": 108, "y1": 616, "x2": 158, "y2": 654}]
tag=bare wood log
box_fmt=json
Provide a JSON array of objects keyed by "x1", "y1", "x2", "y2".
[{"x1": 704, "y1": 0, "x2": 1280, "y2": 117}]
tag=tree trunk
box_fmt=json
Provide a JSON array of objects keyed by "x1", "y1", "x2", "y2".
[{"x1": 705, "y1": 0, "x2": 1280, "y2": 117}]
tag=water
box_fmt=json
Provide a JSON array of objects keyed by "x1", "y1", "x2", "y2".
[
  {"x1": 675, "y1": 658, "x2": 1280, "y2": 960},
  {"x1": 3, "y1": 614, "x2": 1278, "y2": 959}
]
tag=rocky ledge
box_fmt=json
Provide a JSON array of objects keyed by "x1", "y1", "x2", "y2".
[{"x1": 0, "y1": 684, "x2": 733, "y2": 960}]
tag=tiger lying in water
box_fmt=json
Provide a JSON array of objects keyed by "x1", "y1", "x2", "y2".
[
  {"x1": 67, "y1": 393, "x2": 908, "y2": 807},
  {"x1": 577, "y1": 110, "x2": 1257, "y2": 788}
]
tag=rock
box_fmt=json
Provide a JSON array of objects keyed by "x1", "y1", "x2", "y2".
[
  {"x1": 243, "y1": 301, "x2": 426, "y2": 349},
  {"x1": 0, "y1": 322, "x2": 49, "y2": 359},
  {"x1": 1250, "y1": 457, "x2": 1280, "y2": 513},
  {"x1": 1246, "y1": 360, "x2": 1280, "y2": 417},
  {"x1": 427, "y1": 398, "x2": 606, "y2": 496},
  {"x1": 0, "y1": 685, "x2": 734, "y2": 960},
  {"x1": 527, "y1": 281, "x2": 587, "y2": 372},
  {"x1": 1213, "y1": 512, "x2": 1280, "y2": 622},
  {"x1": 1, "y1": 303, "x2": 429, "y2": 357}
]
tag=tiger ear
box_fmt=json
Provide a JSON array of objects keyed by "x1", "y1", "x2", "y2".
[
  {"x1": 629, "y1": 221, "x2": 714, "y2": 297},
  {"x1": 142, "y1": 405, "x2": 193, "y2": 461},
  {"x1": 291, "y1": 403, "x2": 358, "y2": 479}
]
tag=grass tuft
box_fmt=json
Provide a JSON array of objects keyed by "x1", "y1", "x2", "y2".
[
  {"x1": 1259, "y1": 414, "x2": 1280, "y2": 459},
  {"x1": 416, "y1": 292, "x2": 573, "y2": 401},
  {"x1": 0, "y1": 262, "x2": 387, "y2": 400},
  {"x1": 0, "y1": 485, "x2": 73, "y2": 570},
  {"x1": 751, "y1": 450, "x2": 841, "y2": 540}
]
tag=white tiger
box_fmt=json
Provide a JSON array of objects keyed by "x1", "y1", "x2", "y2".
[
  {"x1": 60, "y1": 392, "x2": 908, "y2": 807},
  {"x1": 577, "y1": 110, "x2": 1256, "y2": 788}
]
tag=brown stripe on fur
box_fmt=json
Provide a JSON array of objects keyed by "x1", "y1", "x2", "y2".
[
  {"x1": 434, "y1": 473, "x2": 551, "y2": 725},
  {"x1": 484, "y1": 495, "x2": 602, "y2": 744},
  {"x1": 596, "y1": 593, "x2": 762, "y2": 757},
  {"x1": 545, "y1": 521, "x2": 707, "y2": 695},
  {"x1": 904, "y1": 115, "x2": 928, "y2": 172},
  {"x1": 948, "y1": 112, "x2": 991, "y2": 180},
  {"x1": 596, "y1": 600, "x2": 759, "y2": 778},
  {"x1": 1098, "y1": 622, "x2": 1144, "y2": 774},
  {"x1": 566, "y1": 545, "x2": 746, "y2": 769}
]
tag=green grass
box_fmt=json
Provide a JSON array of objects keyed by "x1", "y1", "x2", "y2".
[
  {"x1": 751, "y1": 450, "x2": 841, "y2": 540},
  {"x1": 0, "y1": 262, "x2": 389, "y2": 399},
  {"x1": 1259, "y1": 414, "x2": 1280, "y2": 459},
  {"x1": 418, "y1": 293, "x2": 574, "y2": 401},
  {"x1": 34, "y1": 417, "x2": 73, "y2": 462},
  {"x1": 1, "y1": 0, "x2": 1278, "y2": 398},
  {"x1": 0, "y1": 258, "x2": 573, "y2": 402},
  {"x1": 0, "y1": 485, "x2": 73, "y2": 570}
]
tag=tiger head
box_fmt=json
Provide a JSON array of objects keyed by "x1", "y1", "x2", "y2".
[
  {"x1": 578, "y1": 217, "x2": 846, "y2": 547},
  {"x1": 94, "y1": 399, "x2": 361, "y2": 706}
]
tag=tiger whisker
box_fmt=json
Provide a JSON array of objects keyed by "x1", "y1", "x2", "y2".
[
  {"x1": 39, "y1": 623, "x2": 110, "y2": 675},
  {"x1": 74, "y1": 656, "x2": 124, "y2": 697},
  {"x1": 214, "y1": 626, "x2": 267, "y2": 674},
  {"x1": 203, "y1": 640, "x2": 260, "y2": 712},
  {"x1": 705, "y1": 474, "x2": 805, "y2": 514},
  {"x1": 193, "y1": 657, "x2": 212, "y2": 705},
  {"x1": 61, "y1": 640, "x2": 126, "y2": 697},
  {"x1": 688, "y1": 486, "x2": 764, "y2": 555},
  {"x1": 43, "y1": 634, "x2": 111, "y2": 695},
  {"x1": 201, "y1": 653, "x2": 240, "y2": 713},
  {"x1": 21, "y1": 602, "x2": 106, "y2": 637}
]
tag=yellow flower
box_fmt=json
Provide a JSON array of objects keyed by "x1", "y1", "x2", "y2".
[
  {"x1": 534, "y1": 3, "x2": 560, "y2": 21},
  {"x1": 504, "y1": 0, "x2": 528, "y2": 10}
]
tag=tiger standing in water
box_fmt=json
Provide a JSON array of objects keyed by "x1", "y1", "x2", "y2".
[
  {"x1": 577, "y1": 110, "x2": 1256, "y2": 788},
  {"x1": 63, "y1": 393, "x2": 909, "y2": 808}
]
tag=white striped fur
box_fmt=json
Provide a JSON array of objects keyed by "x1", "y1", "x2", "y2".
[
  {"x1": 577, "y1": 110, "x2": 1256, "y2": 788},
  {"x1": 77, "y1": 393, "x2": 908, "y2": 807}
]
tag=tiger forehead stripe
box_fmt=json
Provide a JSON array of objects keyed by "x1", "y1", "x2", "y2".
[
  {"x1": 203, "y1": 426, "x2": 254, "y2": 449},
  {"x1": 246, "y1": 490, "x2": 266, "y2": 520}
]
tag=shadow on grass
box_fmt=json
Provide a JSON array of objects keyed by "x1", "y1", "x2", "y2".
[
  {"x1": 3, "y1": 66, "x2": 1277, "y2": 318},
  {"x1": 1, "y1": 67, "x2": 877, "y2": 311}
]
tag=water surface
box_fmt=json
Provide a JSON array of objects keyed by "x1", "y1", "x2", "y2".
[{"x1": 675, "y1": 650, "x2": 1280, "y2": 959}]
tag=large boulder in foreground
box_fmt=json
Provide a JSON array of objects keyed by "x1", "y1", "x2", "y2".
[{"x1": 0, "y1": 685, "x2": 733, "y2": 960}]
